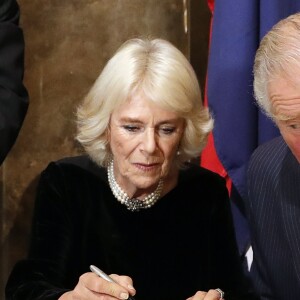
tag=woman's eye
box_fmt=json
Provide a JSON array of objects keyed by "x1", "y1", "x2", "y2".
[
  {"x1": 160, "y1": 127, "x2": 176, "y2": 135},
  {"x1": 123, "y1": 125, "x2": 140, "y2": 132}
]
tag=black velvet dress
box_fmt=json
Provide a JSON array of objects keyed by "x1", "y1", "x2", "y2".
[{"x1": 5, "y1": 156, "x2": 256, "y2": 300}]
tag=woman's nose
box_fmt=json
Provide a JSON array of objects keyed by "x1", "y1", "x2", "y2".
[{"x1": 141, "y1": 128, "x2": 157, "y2": 153}]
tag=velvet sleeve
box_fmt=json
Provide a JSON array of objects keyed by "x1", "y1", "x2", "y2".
[
  {"x1": 5, "y1": 162, "x2": 78, "y2": 300},
  {"x1": 0, "y1": 0, "x2": 29, "y2": 165},
  {"x1": 208, "y1": 176, "x2": 259, "y2": 300}
]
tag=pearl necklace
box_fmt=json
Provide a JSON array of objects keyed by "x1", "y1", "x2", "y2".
[{"x1": 107, "y1": 160, "x2": 164, "y2": 212}]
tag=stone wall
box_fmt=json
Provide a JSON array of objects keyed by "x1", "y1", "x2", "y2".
[{"x1": 0, "y1": 0, "x2": 210, "y2": 296}]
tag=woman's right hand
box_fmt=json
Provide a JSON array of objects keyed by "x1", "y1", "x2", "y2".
[
  {"x1": 58, "y1": 272, "x2": 136, "y2": 300},
  {"x1": 186, "y1": 289, "x2": 224, "y2": 300}
]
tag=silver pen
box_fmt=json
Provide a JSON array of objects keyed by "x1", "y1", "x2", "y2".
[{"x1": 89, "y1": 265, "x2": 136, "y2": 300}]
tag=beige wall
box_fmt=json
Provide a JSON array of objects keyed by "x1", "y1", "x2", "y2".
[{"x1": 0, "y1": 0, "x2": 210, "y2": 297}]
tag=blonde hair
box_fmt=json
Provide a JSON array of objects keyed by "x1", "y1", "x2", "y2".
[
  {"x1": 76, "y1": 38, "x2": 213, "y2": 167},
  {"x1": 254, "y1": 12, "x2": 300, "y2": 119}
]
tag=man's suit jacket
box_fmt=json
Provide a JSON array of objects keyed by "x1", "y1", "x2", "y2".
[
  {"x1": 246, "y1": 136, "x2": 300, "y2": 299},
  {"x1": 0, "y1": 0, "x2": 28, "y2": 165}
]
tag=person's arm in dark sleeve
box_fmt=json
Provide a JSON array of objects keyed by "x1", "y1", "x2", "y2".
[
  {"x1": 5, "y1": 162, "x2": 75, "y2": 300},
  {"x1": 245, "y1": 153, "x2": 277, "y2": 300},
  {"x1": 209, "y1": 176, "x2": 259, "y2": 300},
  {"x1": 0, "y1": 0, "x2": 29, "y2": 165}
]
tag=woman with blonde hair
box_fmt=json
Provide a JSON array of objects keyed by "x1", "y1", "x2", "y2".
[{"x1": 6, "y1": 38, "x2": 257, "y2": 300}]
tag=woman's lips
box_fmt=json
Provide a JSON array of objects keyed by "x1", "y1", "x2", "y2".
[{"x1": 134, "y1": 162, "x2": 160, "y2": 171}]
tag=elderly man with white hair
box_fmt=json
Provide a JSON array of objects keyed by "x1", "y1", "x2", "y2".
[{"x1": 247, "y1": 12, "x2": 300, "y2": 300}]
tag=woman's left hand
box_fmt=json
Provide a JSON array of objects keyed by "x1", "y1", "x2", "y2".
[{"x1": 187, "y1": 289, "x2": 224, "y2": 300}]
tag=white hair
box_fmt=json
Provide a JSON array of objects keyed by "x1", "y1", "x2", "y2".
[
  {"x1": 254, "y1": 12, "x2": 300, "y2": 120},
  {"x1": 76, "y1": 38, "x2": 213, "y2": 167}
]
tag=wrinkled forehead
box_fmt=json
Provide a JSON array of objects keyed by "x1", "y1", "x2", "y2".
[{"x1": 268, "y1": 70, "x2": 300, "y2": 120}]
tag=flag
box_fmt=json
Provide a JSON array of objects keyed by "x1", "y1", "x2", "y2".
[{"x1": 201, "y1": 0, "x2": 300, "y2": 255}]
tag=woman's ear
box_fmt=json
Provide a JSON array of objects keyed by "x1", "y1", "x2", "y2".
[
  {"x1": 106, "y1": 114, "x2": 112, "y2": 141},
  {"x1": 106, "y1": 125, "x2": 111, "y2": 143}
]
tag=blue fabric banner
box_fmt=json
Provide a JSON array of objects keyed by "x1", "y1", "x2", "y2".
[{"x1": 205, "y1": 0, "x2": 300, "y2": 254}]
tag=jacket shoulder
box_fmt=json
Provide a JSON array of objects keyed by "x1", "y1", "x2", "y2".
[
  {"x1": 43, "y1": 155, "x2": 106, "y2": 181},
  {"x1": 249, "y1": 136, "x2": 287, "y2": 172}
]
